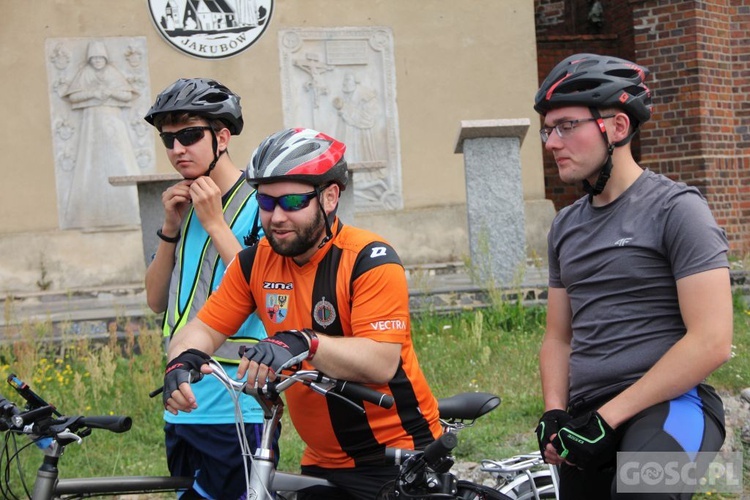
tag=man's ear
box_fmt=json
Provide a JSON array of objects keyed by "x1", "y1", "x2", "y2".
[
  {"x1": 322, "y1": 184, "x2": 341, "y2": 215},
  {"x1": 612, "y1": 112, "x2": 632, "y2": 142},
  {"x1": 217, "y1": 127, "x2": 232, "y2": 153}
]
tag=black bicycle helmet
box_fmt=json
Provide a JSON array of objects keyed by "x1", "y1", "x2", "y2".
[
  {"x1": 534, "y1": 53, "x2": 652, "y2": 126},
  {"x1": 246, "y1": 128, "x2": 349, "y2": 190},
  {"x1": 144, "y1": 78, "x2": 244, "y2": 135}
]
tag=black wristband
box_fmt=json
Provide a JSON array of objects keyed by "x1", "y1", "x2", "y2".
[{"x1": 156, "y1": 228, "x2": 180, "y2": 243}]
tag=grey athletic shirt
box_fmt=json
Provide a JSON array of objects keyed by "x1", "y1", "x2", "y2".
[{"x1": 547, "y1": 169, "x2": 729, "y2": 401}]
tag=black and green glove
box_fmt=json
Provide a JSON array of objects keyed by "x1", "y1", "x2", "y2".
[
  {"x1": 535, "y1": 409, "x2": 572, "y2": 461},
  {"x1": 552, "y1": 411, "x2": 616, "y2": 469}
]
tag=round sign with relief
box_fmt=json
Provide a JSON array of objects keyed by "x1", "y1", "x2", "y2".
[{"x1": 148, "y1": 0, "x2": 273, "y2": 59}]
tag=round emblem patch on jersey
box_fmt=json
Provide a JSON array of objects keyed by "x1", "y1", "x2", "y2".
[
  {"x1": 313, "y1": 297, "x2": 336, "y2": 329},
  {"x1": 147, "y1": 0, "x2": 274, "y2": 59}
]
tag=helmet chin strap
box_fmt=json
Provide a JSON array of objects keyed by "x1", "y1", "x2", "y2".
[
  {"x1": 316, "y1": 185, "x2": 336, "y2": 248},
  {"x1": 582, "y1": 108, "x2": 637, "y2": 202},
  {"x1": 185, "y1": 129, "x2": 224, "y2": 180},
  {"x1": 202, "y1": 129, "x2": 223, "y2": 177}
]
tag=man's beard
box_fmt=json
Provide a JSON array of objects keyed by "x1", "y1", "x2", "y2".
[{"x1": 266, "y1": 207, "x2": 326, "y2": 257}]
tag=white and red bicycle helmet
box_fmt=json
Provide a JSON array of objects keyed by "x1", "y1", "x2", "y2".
[{"x1": 245, "y1": 128, "x2": 349, "y2": 190}]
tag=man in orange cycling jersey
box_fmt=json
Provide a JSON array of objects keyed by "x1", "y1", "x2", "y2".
[{"x1": 163, "y1": 128, "x2": 442, "y2": 500}]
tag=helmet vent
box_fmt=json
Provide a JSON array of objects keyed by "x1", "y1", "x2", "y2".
[
  {"x1": 175, "y1": 83, "x2": 197, "y2": 103},
  {"x1": 289, "y1": 142, "x2": 319, "y2": 159},
  {"x1": 575, "y1": 59, "x2": 598, "y2": 72},
  {"x1": 203, "y1": 92, "x2": 229, "y2": 103},
  {"x1": 607, "y1": 68, "x2": 639, "y2": 78}
]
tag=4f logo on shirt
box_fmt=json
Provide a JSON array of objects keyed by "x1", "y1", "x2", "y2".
[
  {"x1": 614, "y1": 238, "x2": 633, "y2": 247},
  {"x1": 266, "y1": 293, "x2": 289, "y2": 324}
]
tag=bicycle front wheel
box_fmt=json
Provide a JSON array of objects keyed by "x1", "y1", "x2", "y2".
[{"x1": 457, "y1": 480, "x2": 512, "y2": 500}]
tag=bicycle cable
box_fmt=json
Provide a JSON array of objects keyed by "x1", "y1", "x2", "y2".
[{"x1": 208, "y1": 362, "x2": 276, "y2": 500}]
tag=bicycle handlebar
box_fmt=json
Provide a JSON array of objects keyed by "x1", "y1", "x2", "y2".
[
  {"x1": 384, "y1": 432, "x2": 458, "y2": 467},
  {"x1": 0, "y1": 393, "x2": 22, "y2": 431},
  {"x1": 153, "y1": 358, "x2": 395, "y2": 412},
  {"x1": 0, "y1": 374, "x2": 132, "y2": 442},
  {"x1": 78, "y1": 415, "x2": 133, "y2": 433},
  {"x1": 331, "y1": 379, "x2": 394, "y2": 409},
  {"x1": 422, "y1": 432, "x2": 458, "y2": 468}
]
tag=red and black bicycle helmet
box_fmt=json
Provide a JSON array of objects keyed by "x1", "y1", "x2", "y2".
[
  {"x1": 144, "y1": 78, "x2": 244, "y2": 135},
  {"x1": 534, "y1": 53, "x2": 652, "y2": 126},
  {"x1": 246, "y1": 128, "x2": 349, "y2": 190}
]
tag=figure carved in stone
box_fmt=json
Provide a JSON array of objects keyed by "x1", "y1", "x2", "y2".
[
  {"x1": 61, "y1": 40, "x2": 141, "y2": 229},
  {"x1": 332, "y1": 72, "x2": 379, "y2": 162},
  {"x1": 279, "y1": 27, "x2": 403, "y2": 212},
  {"x1": 332, "y1": 72, "x2": 397, "y2": 208},
  {"x1": 293, "y1": 53, "x2": 333, "y2": 109}
]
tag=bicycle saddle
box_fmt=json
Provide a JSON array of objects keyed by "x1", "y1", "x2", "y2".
[{"x1": 438, "y1": 392, "x2": 500, "y2": 421}]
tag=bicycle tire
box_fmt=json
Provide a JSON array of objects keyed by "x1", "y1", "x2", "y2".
[
  {"x1": 376, "y1": 479, "x2": 512, "y2": 499},
  {"x1": 457, "y1": 480, "x2": 512, "y2": 500}
]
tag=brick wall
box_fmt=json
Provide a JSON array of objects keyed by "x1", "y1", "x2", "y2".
[
  {"x1": 535, "y1": 0, "x2": 749, "y2": 255},
  {"x1": 631, "y1": 0, "x2": 750, "y2": 254}
]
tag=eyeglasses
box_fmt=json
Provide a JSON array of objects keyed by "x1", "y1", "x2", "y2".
[
  {"x1": 256, "y1": 191, "x2": 318, "y2": 212},
  {"x1": 539, "y1": 115, "x2": 615, "y2": 143},
  {"x1": 159, "y1": 126, "x2": 212, "y2": 149}
]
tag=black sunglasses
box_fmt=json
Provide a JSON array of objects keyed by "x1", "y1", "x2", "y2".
[
  {"x1": 256, "y1": 191, "x2": 318, "y2": 212},
  {"x1": 159, "y1": 126, "x2": 212, "y2": 149}
]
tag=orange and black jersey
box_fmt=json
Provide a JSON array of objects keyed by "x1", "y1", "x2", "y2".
[{"x1": 197, "y1": 219, "x2": 441, "y2": 468}]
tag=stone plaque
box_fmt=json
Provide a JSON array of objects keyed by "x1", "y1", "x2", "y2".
[
  {"x1": 45, "y1": 37, "x2": 154, "y2": 230},
  {"x1": 279, "y1": 27, "x2": 402, "y2": 212}
]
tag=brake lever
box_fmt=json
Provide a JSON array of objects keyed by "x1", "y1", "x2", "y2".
[
  {"x1": 56, "y1": 429, "x2": 83, "y2": 445},
  {"x1": 310, "y1": 382, "x2": 365, "y2": 414}
]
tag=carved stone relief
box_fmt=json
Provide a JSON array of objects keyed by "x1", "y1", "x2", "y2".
[
  {"x1": 279, "y1": 28, "x2": 402, "y2": 212},
  {"x1": 45, "y1": 37, "x2": 154, "y2": 230}
]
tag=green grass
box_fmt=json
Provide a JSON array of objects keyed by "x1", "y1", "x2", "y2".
[{"x1": 0, "y1": 292, "x2": 748, "y2": 497}]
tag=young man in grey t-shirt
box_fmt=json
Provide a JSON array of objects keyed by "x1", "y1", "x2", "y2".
[{"x1": 533, "y1": 53, "x2": 732, "y2": 499}]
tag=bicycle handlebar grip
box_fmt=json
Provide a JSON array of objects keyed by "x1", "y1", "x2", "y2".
[
  {"x1": 333, "y1": 380, "x2": 394, "y2": 409},
  {"x1": 384, "y1": 447, "x2": 420, "y2": 465},
  {"x1": 422, "y1": 432, "x2": 458, "y2": 468},
  {"x1": 0, "y1": 394, "x2": 20, "y2": 430},
  {"x1": 80, "y1": 416, "x2": 133, "y2": 433},
  {"x1": 0, "y1": 394, "x2": 18, "y2": 414}
]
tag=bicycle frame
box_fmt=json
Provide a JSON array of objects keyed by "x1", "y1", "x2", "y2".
[{"x1": 207, "y1": 361, "x2": 366, "y2": 499}]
